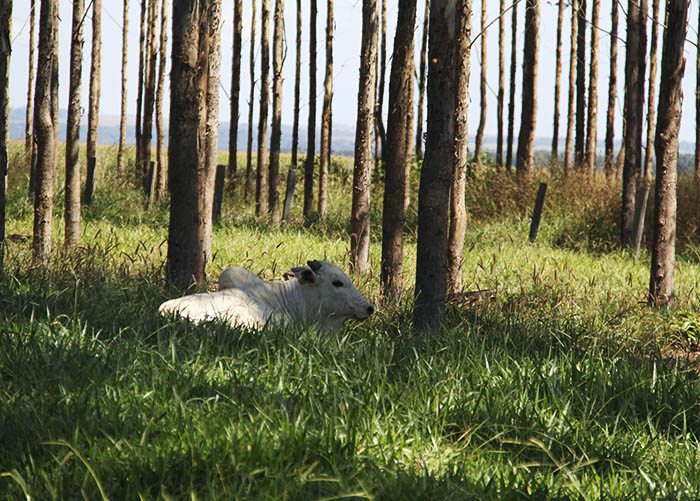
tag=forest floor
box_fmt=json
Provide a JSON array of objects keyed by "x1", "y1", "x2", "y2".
[{"x1": 1, "y1": 141, "x2": 700, "y2": 499}]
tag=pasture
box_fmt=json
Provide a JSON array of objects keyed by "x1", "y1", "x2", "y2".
[{"x1": 1, "y1": 141, "x2": 700, "y2": 499}]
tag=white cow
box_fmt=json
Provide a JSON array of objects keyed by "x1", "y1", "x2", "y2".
[{"x1": 159, "y1": 260, "x2": 374, "y2": 331}]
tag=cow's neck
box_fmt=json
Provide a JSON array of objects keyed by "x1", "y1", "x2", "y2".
[{"x1": 266, "y1": 279, "x2": 320, "y2": 326}]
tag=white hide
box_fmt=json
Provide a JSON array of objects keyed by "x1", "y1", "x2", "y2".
[{"x1": 158, "y1": 260, "x2": 374, "y2": 331}]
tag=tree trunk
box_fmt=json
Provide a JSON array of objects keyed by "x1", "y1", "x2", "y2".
[
  {"x1": 84, "y1": 0, "x2": 101, "y2": 205},
  {"x1": 268, "y1": 0, "x2": 284, "y2": 223},
  {"x1": 584, "y1": 0, "x2": 600, "y2": 175},
  {"x1": 473, "y1": 0, "x2": 486, "y2": 168},
  {"x1": 415, "y1": 0, "x2": 429, "y2": 160},
  {"x1": 228, "y1": 0, "x2": 243, "y2": 189},
  {"x1": 32, "y1": 0, "x2": 58, "y2": 267},
  {"x1": 603, "y1": 0, "x2": 618, "y2": 177},
  {"x1": 496, "y1": 0, "x2": 505, "y2": 166},
  {"x1": 64, "y1": 0, "x2": 85, "y2": 249},
  {"x1": 155, "y1": 0, "x2": 169, "y2": 200},
  {"x1": 350, "y1": 0, "x2": 378, "y2": 275},
  {"x1": 245, "y1": 0, "x2": 257, "y2": 201},
  {"x1": 515, "y1": 0, "x2": 539, "y2": 175},
  {"x1": 643, "y1": 0, "x2": 660, "y2": 185},
  {"x1": 381, "y1": 0, "x2": 417, "y2": 298},
  {"x1": 318, "y1": 0, "x2": 333, "y2": 218},
  {"x1": 135, "y1": 0, "x2": 147, "y2": 164},
  {"x1": 0, "y1": 0, "x2": 9, "y2": 270},
  {"x1": 447, "y1": 0, "x2": 472, "y2": 295},
  {"x1": 649, "y1": 0, "x2": 689, "y2": 307},
  {"x1": 505, "y1": 0, "x2": 517, "y2": 171},
  {"x1": 563, "y1": 0, "x2": 578, "y2": 173},
  {"x1": 139, "y1": 0, "x2": 157, "y2": 198},
  {"x1": 117, "y1": 0, "x2": 129, "y2": 174},
  {"x1": 695, "y1": 3, "x2": 700, "y2": 194},
  {"x1": 303, "y1": 0, "x2": 317, "y2": 217},
  {"x1": 573, "y1": 0, "x2": 586, "y2": 169},
  {"x1": 167, "y1": 0, "x2": 222, "y2": 289},
  {"x1": 414, "y1": 0, "x2": 455, "y2": 330},
  {"x1": 291, "y1": 0, "x2": 301, "y2": 167},
  {"x1": 621, "y1": 0, "x2": 648, "y2": 248},
  {"x1": 551, "y1": 0, "x2": 564, "y2": 164},
  {"x1": 25, "y1": 0, "x2": 35, "y2": 160},
  {"x1": 375, "y1": 0, "x2": 387, "y2": 169},
  {"x1": 256, "y1": 0, "x2": 271, "y2": 216}
]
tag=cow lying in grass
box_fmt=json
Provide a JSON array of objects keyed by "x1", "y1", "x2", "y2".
[{"x1": 159, "y1": 260, "x2": 374, "y2": 331}]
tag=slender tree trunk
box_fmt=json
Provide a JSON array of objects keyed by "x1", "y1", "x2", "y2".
[
  {"x1": 140, "y1": 0, "x2": 157, "y2": 197},
  {"x1": 649, "y1": 0, "x2": 688, "y2": 307},
  {"x1": 350, "y1": 0, "x2": 378, "y2": 275},
  {"x1": 64, "y1": 0, "x2": 85, "y2": 249},
  {"x1": 695, "y1": 3, "x2": 700, "y2": 194},
  {"x1": 515, "y1": 0, "x2": 539, "y2": 175},
  {"x1": 551, "y1": 0, "x2": 564, "y2": 164},
  {"x1": 414, "y1": 0, "x2": 455, "y2": 330},
  {"x1": 0, "y1": 0, "x2": 10, "y2": 270},
  {"x1": 303, "y1": 0, "x2": 317, "y2": 217},
  {"x1": 643, "y1": 0, "x2": 660, "y2": 185},
  {"x1": 318, "y1": 0, "x2": 334, "y2": 218},
  {"x1": 505, "y1": 0, "x2": 517, "y2": 171},
  {"x1": 25, "y1": 0, "x2": 35, "y2": 160},
  {"x1": 584, "y1": 0, "x2": 600, "y2": 175},
  {"x1": 135, "y1": 0, "x2": 147, "y2": 163},
  {"x1": 621, "y1": 0, "x2": 648, "y2": 248},
  {"x1": 381, "y1": 0, "x2": 417, "y2": 297},
  {"x1": 155, "y1": 0, "x2": 169, "y2": 200},
  {"x1": 603, "y1": 0, "x2": 618, "y2": 178},
  {"x1": 447, "y1": 0, "x2": 472, "y2": 295},
  {"x1": 573, "y1": 0, "x2": 586, "y2": 169},
  {"x1": 564, "y1": 0, "x2": 578, "y2": 173},
  {"x1": 167, "y1": 0, "x2": 222, "y2": 288},
  {"x1": 245, "y1": 0, "x2": 257, "y2": 201},
  {"x1": 415, "y1": 0, "x2": 429, "y2": 160},
  {"x1": 117, "y1": 0, "x2": 129, "y2": 174},
  {"x1": 256, "y1": 0, "x2": 271, "y2": 216},
  {"x1": 496, "y1": 0, "x2": 504, "y2": 166},
  {"x1": 375, "y1": 0, "x2": 387, "y2": 168},
  {"x1": 268, "y1": 0, "x2": 284, "y2": 222},
  {"x1": 291, "y1": 0, "x2": 302, "y2": 167},
  {"x1": 32, "y1": 0, "x2": 58, "y2": 267},
  {"x1": 229, "y1": 0, "x2": 243, "y2": 189},
  {"x1": 473, "y1": 0, "x2": 487, "y2": 167},
  {"x1": 85, "y1": 0, "x2": 102, "y2": 204}
]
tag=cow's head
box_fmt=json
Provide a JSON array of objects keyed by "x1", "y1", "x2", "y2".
[{"x1": 291, "y1": 260, "x2": 374, "y2": 329}]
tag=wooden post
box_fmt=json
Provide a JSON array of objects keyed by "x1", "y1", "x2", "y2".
[
  {"x1": 83, "y1": 155, "x2": 97, "y2": 205},
  {"x1": 529, "y1": 182, "x2": 547, "y2": 242},
  {"x1": 282, "y1": 168, "x2": 296, "y2": 222},
  {"x1": 146, "y1": 160, "x2": 157, "y2": 208},
  {"x1": 633, "y1": 184, "x2": 650, "y2": 258},
  {"x1": 212, "y1": 164, "x2": 226, "y2": 223}
]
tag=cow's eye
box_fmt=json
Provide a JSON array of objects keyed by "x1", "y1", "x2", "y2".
[{"x1": 332, "y1": 280, "x2": 344, "y2": 288}]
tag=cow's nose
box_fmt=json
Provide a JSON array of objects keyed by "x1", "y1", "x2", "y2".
[{"x1": 367, "y1": 304, "x2": 374, "y2": 315}]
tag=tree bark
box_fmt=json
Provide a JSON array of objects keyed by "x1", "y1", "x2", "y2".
[
  {"x1": 375, "y1": 0, "x2": 387, "y2": 169},
  {"x1": 291, "y1": 0, "x2": 302, "y2": 167},
  {"x1": 643, "y1": 0, "x2": 660, "y2": 185},
  {"x1": 318, "y1": 0, "x2": 333, "y2": 218},
  {"x1": 167, "y1": 0, "x2": 222, "y2": 288},
  {"x1": 381, "y1": 0, "x2": 417, "y2": 298},
  {"x1": 473, "y1": 0, "x2": 486, "y2": 168},
  {"x1": 415, "y1": 0, "x2": 429, "y2": 160},
  {"x1": 303, "y1": 0, "x2": 318, "y2": 217},
  {"x1": 155, "y1": 0, "x2": 169, "y2": 200},
  {"x1": 695, "y1": 2, "x2": 700, "y2": 194},
  {"x1": 603, "y1": 0, "x2": 618, "y2": 178},
  {"x1": 245, "y1": 0, "x2": 257, "y2": 201},
  {"x1": 256, "y1": 0, "x2": 271, "y2": 216},
  {"x1": 84, "y1": 0, "x2": 101, "y2": 205},
  {"x1": 551, "y1": 0, "x2": 564, "y2": 164},
  {"x1": 117, "y1": 0, "x2": 129, "y2": 174},
  {"x1": 584, "y1": 0, "x2": 600, "y2": 175},
  {"x1": 621, "y1": 0, "x2": 648, "y2": 248},
  {"x1": 64, "y1": 0, "x2": 85, "y2": 249},
  {"x1": 0, "y1": 0, "x2": 9, "y2": 270},
  {"x1": 515, "y1": 0, "x2": 539, "y2": 175},
  {"x1": 139, "y1": 0, "x2": 157, "y2": 198},
  {"x1": 414, "y1": 0, "x2": 455, "y2": 330},
  {"x1": 447, "y1": 0, "x2": 471, "y2": 295},
  {"x1": 32, "y1": 0, "x2": 58, "y2": 267},
  {"x1": 268, "y1": 0, "x2": 284, "y2": 222},
  {"x1": 350, "y1": 0, "x2": 378, "y2": 275},
  {"x1": 496, "y1": 0, "x2": 505, "y2": 167},
  {"x1": 505, "y1": 0, "x2": 517, "y2": 171},
  {"x1": 573, "y1": 0, "x2": 586, "y2": 169},
  {"x1": 25, "y1": 0, "x2": 35, "y2": 160},
  {"x1": 228, "y1": 0, "x2": 243, "y2": 189},
  {"x1": 649, "y1": 0, "x2": 689, "y2": 307},
  {"x1": 135, "y1": 0, "x2": 147, "y2": 165},
  {"x1": 564, "y1": 0, "x2": 578, "y2": 173}
]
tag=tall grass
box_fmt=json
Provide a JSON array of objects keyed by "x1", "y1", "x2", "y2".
[{"x1": 1, "y1": 141, "x2": 700, "y2": 499}]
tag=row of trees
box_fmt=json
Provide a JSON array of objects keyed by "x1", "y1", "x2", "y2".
[{"x1": 0, "y1": 0, "x2": 694, "y2": 330}]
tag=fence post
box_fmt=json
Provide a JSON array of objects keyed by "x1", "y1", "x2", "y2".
[{"x1": 529, "y1": 182, "x2": 547, "y2": 243}]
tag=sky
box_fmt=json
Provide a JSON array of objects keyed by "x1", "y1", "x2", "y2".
[{"x1": 7, "y1": 0, "x2": 700, "y2": 150}]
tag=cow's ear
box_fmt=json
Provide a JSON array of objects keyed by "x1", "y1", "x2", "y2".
[
  {"x1": 291, "y1": 266, "x2": 316, "y2": 284},
  {"x1": 307, "y1": 260, "x2": 323, "y2": 272}
]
